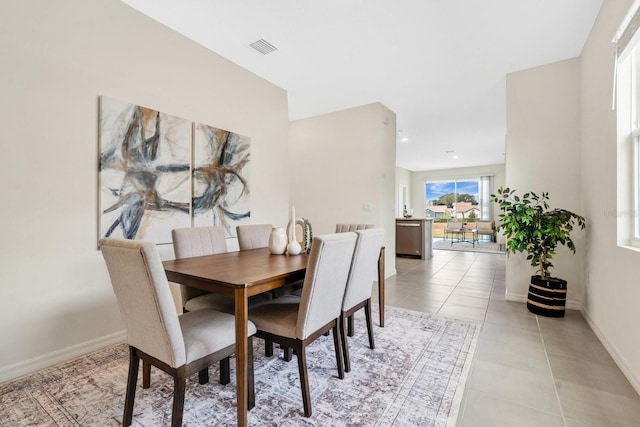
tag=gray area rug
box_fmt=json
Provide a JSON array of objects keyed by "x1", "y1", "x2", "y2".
[
  {"x1": 0, "y1": 305, "x2": 480, "y2": 426},
  {"x1": 433, "y1": 238, "x2": 506, "y2": 254}
]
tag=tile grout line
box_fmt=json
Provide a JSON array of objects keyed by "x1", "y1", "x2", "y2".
[{"x1": 537, "y1": 315, "x2": 568, "y2": 427}]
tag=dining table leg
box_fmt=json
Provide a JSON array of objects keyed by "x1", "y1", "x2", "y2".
[{"x1": 235, "y1": 287, "x2": 249, "y2": 427}]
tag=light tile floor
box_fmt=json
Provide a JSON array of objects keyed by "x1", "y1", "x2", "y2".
[{"x1": 373, "y1": 249, "x2": 640, "y2": 426}]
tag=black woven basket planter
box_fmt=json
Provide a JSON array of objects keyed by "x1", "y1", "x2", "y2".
[{"x1": 526, "y1": 275, "x2": 567, "y2": 317}]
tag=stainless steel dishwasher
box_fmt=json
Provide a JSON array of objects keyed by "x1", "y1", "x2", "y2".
[{"x1": 396, "y1": 218, "x2": 433, "y2": 259}]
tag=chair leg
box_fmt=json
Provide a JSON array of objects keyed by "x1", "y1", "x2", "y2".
[
  {"x1": 172, "y1": 368, "x2": 187, "y2": 427},
  {"x1": 332, "y1": 323, "x2": 345, "y2": 380},
  {"x1": 142, "y1": 361, "x2": 151, "y2": 389},
  {"x1": 123, "y1": 347, "x2": 139, "y2": 427},
  {"x1": 219, "y1": 357, "x2": 230, "y2": 385},
  {"x1": 364, "y1": 299, "x2": 375, "y2": 350},
  {"x1": 265, "y1": 339, "x2": 274, "y2": 357},
  {"x1": 248, "y1": 337, "x2": 255, "y2": 410},
  {"x1": 339, "y1": 312, "x2": 351, "y2": 373},
  {"x1": 347, "y1": 315, "x2": 354, "y2": 337},
  {"x1": 296, "y1": 343, "x2": 312, "y2": 417},
  {"x1": 283, "y1": 347, "x2": 293, "y2": 362},
  {"x1": 198, "y1": 368, "x2": 209, "y2": 385}
]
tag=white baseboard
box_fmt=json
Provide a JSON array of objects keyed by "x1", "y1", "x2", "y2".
[
  {"x1": 505, "y1": 292, "x2": 640, "y2": 394},
  {"x1": 0, "y1": 330, "x2": 126, "y2": 384},
  {"x1": 580, "y1": 309, "x2": 640, "y2": 396}
]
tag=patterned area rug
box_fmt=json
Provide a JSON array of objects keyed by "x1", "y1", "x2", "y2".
[
  {"x1": 433, "y1": 238, "x2": 506, "y2": 254},
  {"x1": 0, "y1": 305, "x2": 480, "y2": 426}
]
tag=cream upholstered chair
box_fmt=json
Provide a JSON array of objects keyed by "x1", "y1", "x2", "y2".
[
  {"x1": 444, "y1": 220, "x2": 463, "y2": 240},
  {"x1": 237, "y1": 223, "x2": 277, "y2": 299},
  {"x1": 172, "y1": 226, "x2": 272, "y2": 314},
  {"x1": 335, "y1": 223, "x2": 374, "y2": 233},
  {"x1": 171, "y1": 226, "x2": 228, "y2": 313},
  {"x1": 335, "y1": 223, "x2": 377, "y2": 337},
  {"x1": 248, "y1": 232, "x2": 357, "y2": 417},
  {"x1": 237, "y1": 223, "x2": 302, "y2": 302},
  {"x1": 236, "y1": 223, "x2": 273, "y2": 251},
  {"x1": 340, "y1": 228, "x2": 384, "y2": 372},
  {"x1": 99, "y1": 238, "x2": 256, "y2": 427},
  {"x1": 476, "y1": 220, "x2": 495, "y2": 242}
]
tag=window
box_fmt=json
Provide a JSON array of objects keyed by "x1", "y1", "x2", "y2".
[
  {"x1": 615, "y1": 3, "x2": 640, "y2": 247},
  {"x1": 425, "y1": 178, "x2": 491, "y2": 220},
  {"x1": 634, "y1": 50, "x2": 640, "y2": 241}
]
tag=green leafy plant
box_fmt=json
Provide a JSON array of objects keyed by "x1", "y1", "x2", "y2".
[{"x1": 491, "y1": 187, "x2": 586, "y2": 280}]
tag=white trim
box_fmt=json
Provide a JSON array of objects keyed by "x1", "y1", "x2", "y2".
[
  {"x1": 0, "y1": 330, "x2": 126, "y2": 383},
  {"x1": 581, "y1": 309, "x2": 640, "y2": 396}
]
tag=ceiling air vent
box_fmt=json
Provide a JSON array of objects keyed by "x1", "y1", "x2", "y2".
[{"x1": 249, "y1": 39, "x2": 277, "y2": 55}]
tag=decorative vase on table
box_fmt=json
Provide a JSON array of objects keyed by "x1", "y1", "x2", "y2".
[
  {"x1": 268, "y1": 227, "x2": 287, "y2": 255},
  {"x1": 286, "y1": 206, "x2": 302, "y2": 256}
]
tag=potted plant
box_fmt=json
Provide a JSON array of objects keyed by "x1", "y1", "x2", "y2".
[{"x1": 491, "y1": 187, "x2": 586, "y2": 317}]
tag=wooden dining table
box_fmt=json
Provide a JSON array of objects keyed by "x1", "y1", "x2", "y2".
[
  {"x1": 163, "y1": 248, "x2": 308, "y2": 427},
  {"x1": 162, "y1": 245, "x2": 386, "y2": 426}
]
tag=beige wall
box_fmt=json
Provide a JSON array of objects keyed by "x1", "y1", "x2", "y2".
[
  {"x1": 504, "y1": 0, "x2": 640, "y2": 391},
  {"x1": 289, "y1": 103, "x2": 397, "y2": 276},
  {"x1": 505, "y1": 58, "x2": 583, "y2": 307},
  {"x1": 0, "y1": 0, "x2": 290, "y2": 380},
  {"x1": 580, "y1": 0, "x2": 640, "y2": 392}
]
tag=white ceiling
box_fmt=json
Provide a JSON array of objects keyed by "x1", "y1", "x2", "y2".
[{"x1": 121, "y1": 0, "x2": 603, "y2": 171}]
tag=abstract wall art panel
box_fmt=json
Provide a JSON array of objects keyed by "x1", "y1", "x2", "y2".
[
  {"x1": 193, "y1": 123, "x2": 251, "y2": 237},
  {"x1": 99, "y1": 96, "x2": 191, "y2": 244}
]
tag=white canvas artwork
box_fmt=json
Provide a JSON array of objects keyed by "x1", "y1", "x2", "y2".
[
  {"x1": 192, "y1": 123, "x2": 251, "y2": 237},
  {"x1": 98, "y1": 96, "x2": 251, "y2": 243},
  {"x1": 99, "y1": 96, "x2": 191, "y2": 244}
]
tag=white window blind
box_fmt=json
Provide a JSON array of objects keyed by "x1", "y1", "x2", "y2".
[
  {"x1": 615, "y1": 1, "x2": 640, "y2": 60},
  {"x1": 479, "y1": 175, "x2": 492, "y2": 220}
]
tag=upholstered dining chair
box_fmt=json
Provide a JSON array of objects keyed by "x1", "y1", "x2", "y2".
[
  {"x1": 236, "y1": 223, "x2": 273, "y2": 251},
  {"x1": 237, "y1": 223, "x2": 275, "y2": 299},
  {"x1": 237, "y1": 223, "x2": 302, "y2": 303},
  {"x1": 335, "y1": 223, "x2": 378, "y2": 336},
  {"x1": 99, "y1": 238, "x2": 256, "y2": 427},
  {"x1": 335, "y1": 223, "x2": 374, "y2": 233},
  {"x1": 340, "y1": 228, "x2": 384, "y2": 372},
  {"x1": 172, "y1": 226, "x2": 273, "y2": 314},
  {"x1": 171, "y1": 226, "x2": 228, "y2": 313},
  {"x1": 248, "y1": 232, "x2": 357, "y2": 417}
]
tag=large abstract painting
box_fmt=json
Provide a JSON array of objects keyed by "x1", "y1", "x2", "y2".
[
  {"x1": 98, "y1": 96, "x2": 251, "y2": 244},
  {"x1": 193, "y1": 123, "x2": 251, "y2": 236}
]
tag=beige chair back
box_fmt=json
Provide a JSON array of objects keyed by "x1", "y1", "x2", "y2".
[
  {"x1": 342, "y1": 229, "x2": 384, "y2": 310},
  {"x1": 476, "y1": 220, "x2": 495, "y2": 231},
  {"x1": 236, "y1": 224, "x2": 273, "y2": 250},
  {"x1": 445, "y1": 221, "x2": 463, "y2": 230},
  {"x1": 335, "y1": 223, "x2": 374, "y2": 233},
  {"x1": 99, "y1": 238, "x2": 186, "y2": 368},
  {"x1": 171, "y1": 226, "x2": 228, "y2": 306},
  {"x1": 296, "y1": 233, "x2": 357, "y2": 340}
]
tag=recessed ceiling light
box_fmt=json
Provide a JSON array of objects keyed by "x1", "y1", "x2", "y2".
[{"x1": 401, "y1": 137, "x2": 409, "y2": 142}]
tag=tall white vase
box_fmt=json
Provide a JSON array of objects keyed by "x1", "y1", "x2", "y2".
[
  {"x1": 268, "y1": 227, "x2": 287, "y2": 255},
  {"x1": 286, "y1": 206, "x2": 302, "y2": 256}
]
